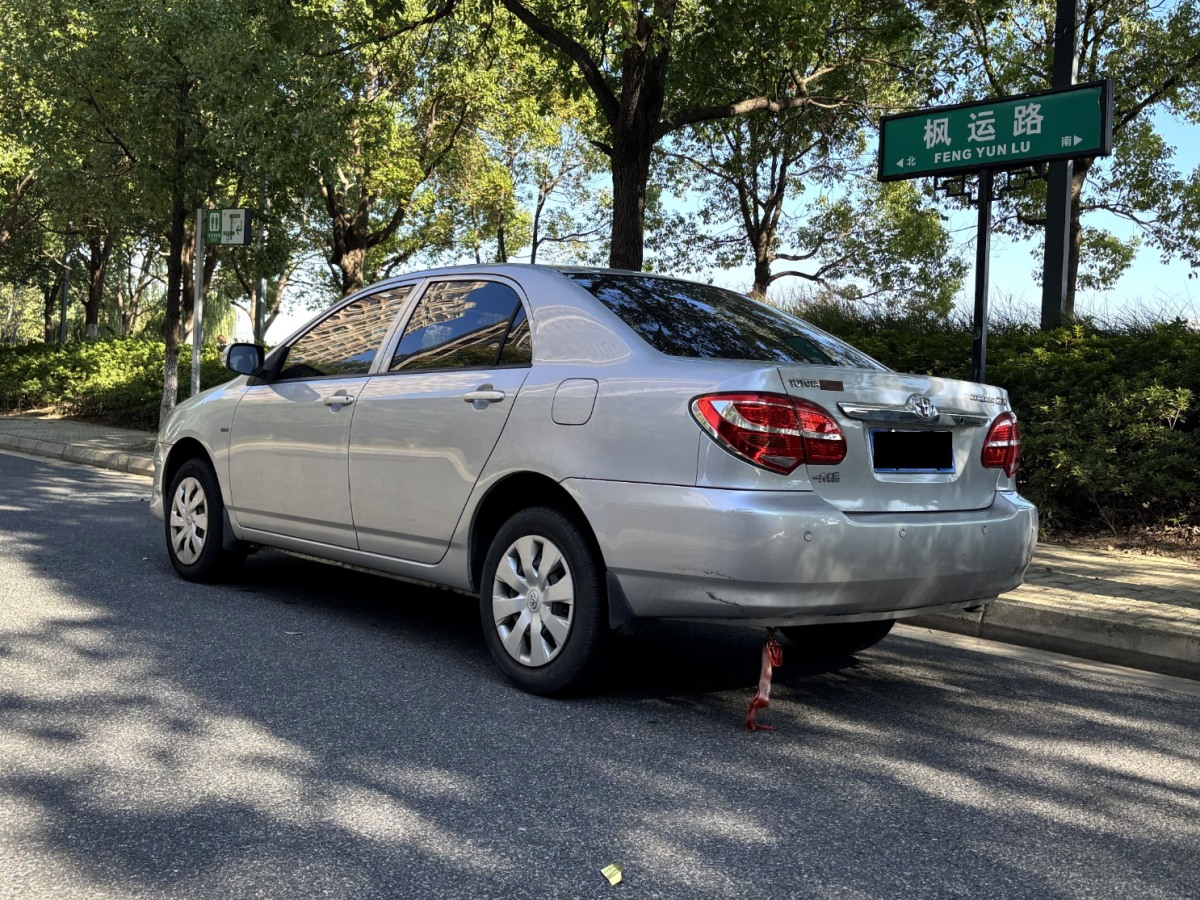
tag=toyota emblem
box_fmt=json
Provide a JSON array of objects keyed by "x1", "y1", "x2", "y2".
[{"x1": 907, "y1": 394, "x2": 939, "y2": 421}]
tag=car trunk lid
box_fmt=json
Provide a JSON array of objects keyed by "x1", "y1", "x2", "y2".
[{"x1": 778, "y1": 365, "x2": 1010, "y2": 513}]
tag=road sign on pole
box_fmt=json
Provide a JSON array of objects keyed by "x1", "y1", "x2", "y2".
[
  {"x1": 192, "y1": 208, "x2": 255, "y2": 396},
  {"x1": 879, "y1": 81, "x2": 1112, "y2": 182},
  {"x1": 204, "y1": 208, "x2": 253, "y2": 246}
]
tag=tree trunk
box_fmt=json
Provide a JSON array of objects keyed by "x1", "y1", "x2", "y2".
[
  {"x1": 606, "y1": 30, "x2": 668, "y2": 272},
  {"x1": 42, "y1": 275, "x2": 60, "y2": 343},
  {"x1": 338, "y1": 242, "x2": 367, "y2": 297},
  {"x1": 609, "y1": 138, "x2": 653, "y2": 271},
  {"x1": 1064, "y1": 161, "x2": 1090, "y2": 322},
  {"x1": 752, "y1": 254, "x2": 772, "y2": 299},
  {"x1": 160, "y1": 195, "x2": 187, "y2": 428},
  {"x1": 84, "y1": 232, "x2": 114, "y2": 341}
]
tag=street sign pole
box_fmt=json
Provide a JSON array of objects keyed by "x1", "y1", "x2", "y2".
[
  {"x1": 972, "y1": 170, "x2": 993, "y2": 383},
  {"x1": 255, "y1": 177, "x2": 268, "y2": 342},
  {"x1": 58, "y1": 231, "x2": 71, "y2": 344},
  {"x1": 191, "y1": 208, "x2": 204, "y2": 398},
  {"x1": 1041, "y1": 0, "x2": 1080, "y2": 330}
]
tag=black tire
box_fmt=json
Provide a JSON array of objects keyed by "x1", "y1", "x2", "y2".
[
  {"x1": 479, "y1": 507, "x2": 607, "y2": 695},
  {"x1": 781, "y1": 620, "x2": 895, "y2": 658},
  {"x1": 165, "y1": 458, "x2": 245, "y2": 582}
]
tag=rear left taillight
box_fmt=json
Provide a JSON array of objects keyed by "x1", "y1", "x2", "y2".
[
  {"x1": 981, "y1": 411, "x2": 1021, "y2": 477},
  {"x1": 691, "y1": 392, "x2": 846, "y2": 475}
]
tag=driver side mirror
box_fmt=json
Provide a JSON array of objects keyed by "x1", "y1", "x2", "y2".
[{"x1": 222, "y1": 342, "x2": 264, "y2": 376}]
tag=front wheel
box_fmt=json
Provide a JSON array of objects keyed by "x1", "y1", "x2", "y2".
[
  {"x1": 480, "y1": 507, "x2": 606, "y2": 695},
  {"x1": 781, "y1": 620, "x2": 895, "y2": 658},
  {"x1": 165, "y1": 458, "x2": 245, "y2": 582}
]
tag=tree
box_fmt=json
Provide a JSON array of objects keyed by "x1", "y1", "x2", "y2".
[
  {"x1": 255, "y1": 0, "x2": 474, "y2": 296},
  {"x1": 499, "y1": 0, "x2": 925, "y2": 270},
  {"x1": 943, "y1": 0, "x2": 1200, "y2": 317}
]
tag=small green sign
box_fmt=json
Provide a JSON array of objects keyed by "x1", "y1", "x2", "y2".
[
  {"x1": 204, "y1": 208, "x2": 254, "y2": 246},
  {"x1": 879, "y1": 81, "x2": 1112, "y2": 182}
]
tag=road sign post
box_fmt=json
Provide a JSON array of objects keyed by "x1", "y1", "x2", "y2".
[{"x1": 192, "y1": 208, "x2": 254, "y2": 398}]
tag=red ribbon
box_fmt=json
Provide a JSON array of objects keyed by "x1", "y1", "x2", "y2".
[{"x1": 745, "y1": 629, "x2": 784, "y2": 731}]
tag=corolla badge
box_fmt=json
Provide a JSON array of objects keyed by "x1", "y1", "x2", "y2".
[{"x1": 907, "y1": 394, "x2": 939, "y2": 421}]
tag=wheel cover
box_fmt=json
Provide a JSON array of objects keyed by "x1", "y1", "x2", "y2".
[
  {"x1": 492, "y1": 534, "x2": 575, "y2": 667},
  {"x1": 169, "y1": 476, "x2": 209, "y2": 565}
]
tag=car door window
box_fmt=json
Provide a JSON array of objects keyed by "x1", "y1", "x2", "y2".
[
  {"x1": 389, "y1": 280, "x2": 529, "y2": 371},
  {"x1": 277, "y1": 285, "x2": 413, "y2": 380}
]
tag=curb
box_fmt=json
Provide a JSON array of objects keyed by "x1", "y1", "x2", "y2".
[
  {"x1": 909, "y1": 599, "x2": 1200, "y2": 681},
  {"x1": 0, "y1": 434, "x2": 154, "y2": 477}
]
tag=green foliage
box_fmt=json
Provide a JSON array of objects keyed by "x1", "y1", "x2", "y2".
[
  {"x1": 0, "y1": 339, "x2": 230, "y2": 430},
  {"x1": 794, "y1": 303, "x2": 1200, "y2": 533}
]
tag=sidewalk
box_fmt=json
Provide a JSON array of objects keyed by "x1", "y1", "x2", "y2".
[{"x1": 2, "y1": 412, "x2": 1197, "y2": 680}]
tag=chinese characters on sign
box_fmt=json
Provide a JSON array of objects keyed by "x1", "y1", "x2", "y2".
[
  {"x1": 878, "y1": 81, "x2": 1111, "y2": 182},
  {"x1": 921, "y1": 103, "x2": 1043, "y2": 164}
]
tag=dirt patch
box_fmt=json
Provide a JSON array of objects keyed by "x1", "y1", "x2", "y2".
[{"x1": 1046, "y1": 524, "x2": 1200, "y2": 566}]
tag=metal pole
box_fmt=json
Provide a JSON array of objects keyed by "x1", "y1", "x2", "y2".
[
  {"x1": 1040, "y1": 0, "x2": 1079, "y2": 329},
  {"x1": 255, "y1": 176, "x2": 268, "y2": 342},
  {"x1": 190, "y1": 209, "x2": 204, "y2": 397},
  {"x1": 972, "y1": 169, "x2": 993, "y2": 384},
  {"x1": 58, "y1": 234, "x2": 71, "y2": 343}
]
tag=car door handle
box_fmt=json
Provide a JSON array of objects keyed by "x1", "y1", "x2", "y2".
[
  {"x1": 463, "y1": 389, "x2": 506, "y2": 404},
  {"x1": 322, "y1": 394, "x2": 355, "y2": 407}
]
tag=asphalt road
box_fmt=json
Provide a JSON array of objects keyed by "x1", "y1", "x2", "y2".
[{"x1": 1, "y1": 451, "x2": 1198, "y2": 899}]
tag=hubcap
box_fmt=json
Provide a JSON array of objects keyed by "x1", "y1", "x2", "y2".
[
  {"x1": 169, "y1": 476, "x2": 209, "y2": 565},
  {"x1": 492, "y1": 534, "x2": 574, "y2": 667}
]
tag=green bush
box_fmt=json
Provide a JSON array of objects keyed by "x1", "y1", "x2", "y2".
[
  {"x1": 3, "y1": 321, "x2": 1198, "y2": 535},
  {"x1": 0, "y1": 338, "x2": 231, "y2": 431},
  {"x1": 802, "y1": 307, "x2": 1200, "y2": 534}
]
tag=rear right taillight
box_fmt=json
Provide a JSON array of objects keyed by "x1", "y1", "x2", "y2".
[
  {"x1": 691, "y1": 393, "x2": 846, "y2": 474},
  {"x1": 981, "y1": 411, "x2": 1021, "y2": 477}
]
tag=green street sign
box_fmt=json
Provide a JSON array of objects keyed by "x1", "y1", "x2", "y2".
[
  {"x1": 204, "y1": 208, "x2": 254, "y2": 246},
  {"x1": 879, "y1": 80, "x2": 1112, "y2": 182}
]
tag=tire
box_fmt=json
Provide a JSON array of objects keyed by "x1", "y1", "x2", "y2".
[
  {"x1": 165, "y1": 458, "x2": 245, "y2": 582},
  {"x1": 480, "y1": 507, "x2": 607, "y2": 695},
  {"x1": 781, "y1": 620, "x2": 895, "y2": 658}
]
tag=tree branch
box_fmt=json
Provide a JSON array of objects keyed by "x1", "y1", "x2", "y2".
[
  {"x1": 500, "y1": 0, "x2": 620, "y2": 128},
  {"x1": 310, "y1": 0, "x2": 460, "y2": 57}
]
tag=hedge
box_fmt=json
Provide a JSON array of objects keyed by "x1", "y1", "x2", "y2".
[
  {"x1": 0, "y1": 338, "x2": 230, "y2": 431},
  {"x1": 2, "y1": 323, "x2": 1197, "y2": 534},
  {"x1": 799, "y1": 309, "x2": 1199, "y2": 534}
]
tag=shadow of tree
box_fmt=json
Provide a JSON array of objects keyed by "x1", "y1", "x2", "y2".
[{"x1": 1, "y1": 455, "x2": 1198, "y2": 899}]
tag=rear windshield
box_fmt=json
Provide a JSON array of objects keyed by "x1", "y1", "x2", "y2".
[{"x1": 566, "y1": 273, "x2": 886, "y2": 369}]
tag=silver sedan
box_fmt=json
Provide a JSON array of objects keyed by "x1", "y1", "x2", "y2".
[{"x1": 151, "y1": 265, "x2": 1037, "y2": 694}]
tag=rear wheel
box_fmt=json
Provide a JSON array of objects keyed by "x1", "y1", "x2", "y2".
[
  {"x1": 166, "y1": 458, "x2": 245, "y2": 582},
  {"x1": 781, "y1": 620, "x2": 895, "y2": 658},
  {"x1": 480, "y1": 507, "x2": 606, "y2": 695}
]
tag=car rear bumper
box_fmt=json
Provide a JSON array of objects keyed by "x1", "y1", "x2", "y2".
[{"x1": 564, "y1": 480, "x2": 1038, "y2": 626}]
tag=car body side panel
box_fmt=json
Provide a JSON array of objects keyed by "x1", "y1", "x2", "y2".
[
  {"x1": 348, "y1": 367, "x2": 531, "y2": 563},
  {"x1": 226, "y1": 377, "x2": 366, "y2": 548},
  {"x1": 150, "y1": 380, "x2": 248, "y2": 523}
]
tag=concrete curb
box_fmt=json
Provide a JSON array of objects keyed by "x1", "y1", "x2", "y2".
[
  {"x1": 0, "y1": 433, "x2": 154, "y2": 477},
  {"x1": 909, "y1": 600, "x2": 1200, "y2": 681}
]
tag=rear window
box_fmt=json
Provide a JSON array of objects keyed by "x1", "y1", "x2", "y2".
[{"x1": 566, "y1": 273, "x2": 886, "y2": 369}]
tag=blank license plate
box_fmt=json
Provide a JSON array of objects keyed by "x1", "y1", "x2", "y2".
[{"x1": 871, "y1": 429, "x2": 954, "y2": 473}]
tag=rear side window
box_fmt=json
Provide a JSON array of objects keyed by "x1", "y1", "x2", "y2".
[
  {"x1": 567, "y1": 273, "x2": 885, "y2": 369},
  {"x1": 390, "y1": 280, "x2": 529, "y2": 371}
]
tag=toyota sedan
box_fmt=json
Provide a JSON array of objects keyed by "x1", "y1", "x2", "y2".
[{"x1": 151, "y1": 265, "x2": 1037, "y2": 694}]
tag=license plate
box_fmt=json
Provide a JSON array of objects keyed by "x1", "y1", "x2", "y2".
[{"x1": 871, "y1": 429, "x2": 954, "y2": 473}]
